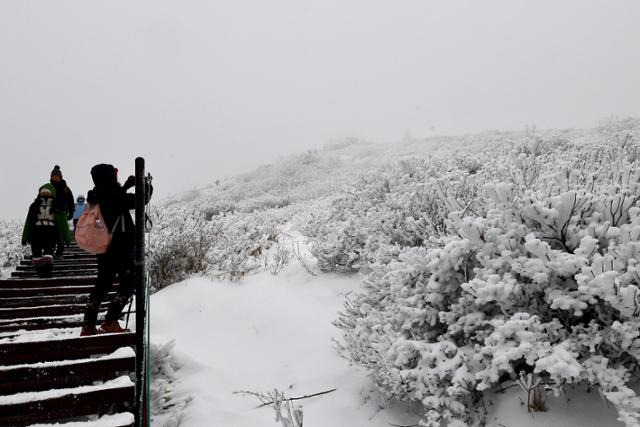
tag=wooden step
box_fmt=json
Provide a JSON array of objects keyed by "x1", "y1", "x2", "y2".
[
  {"x1": 24, "y1": 254, "x2": 96, "y2": 261},
  {"x1": 0, "y1": 285, "x2": 121, "y2": 299},
  {"x1": 11, "y1": 271, "x2": 98, "y2": 279},
  {"x1": 0, "y1": 381, "x2": 134, "y2": 426},
  {"x1": 22, "y1": 413, "x2": 135, "y2": 427},
  {"x1": 23, "y1": 251, "x2": 89, "y2": 257},
  {"x1": 0, "y1": 311, "x2": 134, "y2": 334},
  {"x1": 0, "y1": 277, "x2": 98, "y2": 288},
  {"x1": 19, "y1": 257, "x2": 96, "y2": 262},
  {"x1": 0, "y1": 286, "x2": 99, "y2": 298},
  {"x1": 11, "y1": 270, "x2": 98, "y2": 278},
  {"x1": 19, "y1": 262, "x2": 98, "y2": 270},
  {"x1": 0, "y1": 350, "x2": 135, "y2": 395},
  {"x1": 0, "y1": 333, "x2": 136, "y2": 365},
  {"x1": 22, "y1": 254, "x2": 94, "y2": 260},
  {"x1": 23, "y1": 413, "x2": 134, "y2": 427},
  {"x1": 1, "y1": 293, "x2": 117, "y2": 308},
  {"x1": 0, "y1": 302, "x2": 110, "y2": 320},
  {"x1": 16, "y1": 263, "x2": 98, "y2": 270}
]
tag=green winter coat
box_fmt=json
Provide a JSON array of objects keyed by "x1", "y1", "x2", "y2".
[{"x1": 22, "y1": 183, "x2": 72, "y2": 245}]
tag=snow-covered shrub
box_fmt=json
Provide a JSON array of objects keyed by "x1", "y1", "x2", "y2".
[
  {"x1": 206, "y1": 211, "x2": 283, "y2": 280},
  {"x1": 336, "y1": 130, "x2": 640, "y2": 426},
  {"x1": 0, "y1": 219, "x2": 25, "y2": 278},
  {"x1": 266, "y1": 244, "x2": 293, "y2": 275},
  {"x1": 201, "y1": 200, "x2": 237, "y2": 219},
  {"x1": 236, "y1": 389, "x2": 304, "y2": 427},
  {"x1": 150, "y1": 340, "x2": 192, "y2": 426},
  {"x1": 149, "y1": 206, "x2": 219, "y2": 290},
  {"x1": 149, "y1": 203, "x2": 294, "y2": 289},
  {"x1": 304, "y1": 157, "x2": 483, "y2": 273}
]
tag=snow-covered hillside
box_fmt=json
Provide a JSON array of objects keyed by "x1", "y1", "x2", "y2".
[{"x1": 148, "y1": 118, "x2": 640, "y2": 426}]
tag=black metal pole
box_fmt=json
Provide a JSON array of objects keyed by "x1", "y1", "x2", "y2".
[{"x1": 134, "y1": 157, "x2": 147, "y2": 426}]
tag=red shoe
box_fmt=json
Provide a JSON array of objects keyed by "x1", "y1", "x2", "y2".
[
  {"x1": 80, "y1": 325, "x2": 97, "y2": 336},
  {"x1": 100, "y1": 320, "x2": 130, "y2": 334}
]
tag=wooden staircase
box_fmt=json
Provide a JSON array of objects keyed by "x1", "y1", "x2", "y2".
[{"x1": 0, "y1": 243, "x2": 138, "y2": 426}]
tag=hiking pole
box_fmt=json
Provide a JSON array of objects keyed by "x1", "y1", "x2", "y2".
[{"x1": 125, "y1": 297, "x2": 134, "y2": 330}]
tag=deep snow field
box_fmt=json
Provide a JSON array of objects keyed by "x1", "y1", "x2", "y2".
[
  {"x1": 149, "y1": 263, "x2": 420, "y2": 426},
  {"x1": 149, "y1": 263, "x2": 623, "y2": 427}
]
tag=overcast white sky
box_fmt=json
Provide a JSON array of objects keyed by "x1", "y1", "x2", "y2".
[{"x1": 1, "y1": 0, "x2": 639, "y2": 219}]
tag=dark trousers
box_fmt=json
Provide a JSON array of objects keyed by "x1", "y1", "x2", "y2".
[
  {"x1": 83, "y1": 239, "x2": 136, "y2": 327},
  {"x1": 31, "y1": 226, "x2": 57, "y2": 278},
  {"x1": 55, "y1": 241, "x2": 65, "y2": 257}
]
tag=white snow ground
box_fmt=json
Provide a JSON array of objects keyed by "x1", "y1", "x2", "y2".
[{"x1": 150, "y1": 264, "x2": 625, "y2": 427}]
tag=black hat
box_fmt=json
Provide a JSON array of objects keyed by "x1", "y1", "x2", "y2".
[
  {"x1": 90, "y1": 164, "x2": 117, "y2": 187},
  {"x1": 51, "y1": 165, "x2": 62, "y2": 179}
]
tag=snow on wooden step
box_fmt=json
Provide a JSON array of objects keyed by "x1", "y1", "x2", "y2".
[
  {"x1": 0, "y1": 326, "x2": 87, "y2": 344},
  {"x1": 0, "y1": 327, "x2": 133, "y2": 344},
  {"x1": 0, "y1": 311, "x2": 133, "y2": 335},
  {"x1": 11, "y1": 271, "x2": 98, "y2": 279},
  {"x1": 0, "y1": 381, "x2": 135, "y2": 425},
  {"x1": 0, "y1": 284, "x2": 119, "y2": 298},
  {"x1": 0, "y1": 348, "x2": 136, "y2": 395},
  {"x1": 0, "y1": 327, "x2": 80, "y2": 341},
  {"x1": 0, "y1": 375, "x2": 133, "y2": 406},
  {"x1": 27, "y1": 413, "x2": 134, "y2": 427},
  {"x1": 0, "y1": 277, "x2": 98, "y2": 287},
  {"x1": 0, "y1": 314, "x2": 94, "y2": 332},
  {"x1": 0, "y1": 332, "x2": 137, "y2": 365},
  {"x1": 0, "y1": 316, "x2": 91, "y2": 335},
  {"x1": 1, "y1": 293, "x2": 116, "y2": 308},
  {"x1": 0, "y1": 302, "x2": 110, "y2": 320},
  {"x1": 25, "y1": 412, "x2": 134, "y2": 427},
  {"x1": 0, "y1": 347, "x2": 135, "y2": 371}
]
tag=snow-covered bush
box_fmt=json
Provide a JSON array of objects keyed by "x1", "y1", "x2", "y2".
[
  {"x1": 303, "y1": 157, "x2": 484, "y2": 273},
  {"x1": 148, "y1": 206, "x2": 219, "y2": 290},
  {"x1": 236, "y1": 389, "x2": 304, "y2": 427},
  {"x1": 149, "y1": 203, "x2": 294, "y2": 289},
  {"x1": 335, "y1": 129, "x2": 640, "y2": 426},
  {"x1": 0, "y1": 219, "x2": 25, "y2": 278},
  {"x1": 150, "y1": 340, "x2": 192, "y2": 426}
]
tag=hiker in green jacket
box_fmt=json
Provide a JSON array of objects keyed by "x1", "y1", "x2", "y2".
[{"x1": 22, "y1": 183, "x2": 72, "y2": 278}]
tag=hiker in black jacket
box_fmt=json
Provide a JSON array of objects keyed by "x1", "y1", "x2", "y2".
[
  {"x1": 50, "y1": 165, "x2": 75, "y2": 259},
  {"x1": 80, "y1": 164, "x2": 152, "y2": 336}
]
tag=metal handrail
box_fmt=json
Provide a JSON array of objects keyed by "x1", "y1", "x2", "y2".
[{"x1": 134, "y1": 157, "x2": 149, "y2": 426}]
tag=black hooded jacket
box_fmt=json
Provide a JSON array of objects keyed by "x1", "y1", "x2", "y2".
[
  {"x1": 86, "y1": 164, "x2": 137, "y2": 246},
  {"x1": 51, "y1": 179, "x2": 75, "y2": 218}
]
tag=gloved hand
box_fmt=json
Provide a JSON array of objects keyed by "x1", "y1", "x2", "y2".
[{"x1": 123, "y1": 175, "x2": 135, "y2": 190}]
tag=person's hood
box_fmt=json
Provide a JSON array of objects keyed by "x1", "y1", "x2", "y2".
[
  {"x1": 39, "y1": 183, "x2": 57, "y2": 198},
  {"x1": 90, "y1": 164, "x2": 118, "y2": 187}
]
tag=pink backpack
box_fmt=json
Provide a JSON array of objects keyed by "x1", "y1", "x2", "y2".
[{"x1": 75, "y1": 204, "x2": 121, "y2": 254}]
